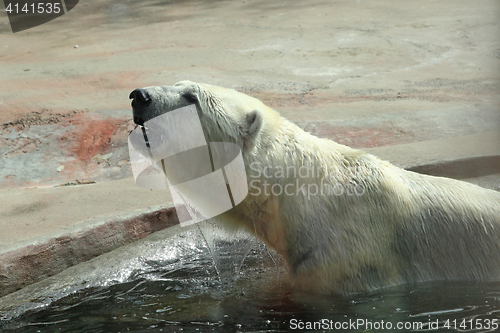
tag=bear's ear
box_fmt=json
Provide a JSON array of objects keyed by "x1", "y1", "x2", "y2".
[
  {"x1": 179, "y1": 83, "x2": 200, "y2": 104},
  {"x1": 243, "y1": 109, "x2": 263, "y2": 150}
]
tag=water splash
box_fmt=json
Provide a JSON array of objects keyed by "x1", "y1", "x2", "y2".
[{"x1": 197, "y1": 220, "x2": 256, "y2": 285}]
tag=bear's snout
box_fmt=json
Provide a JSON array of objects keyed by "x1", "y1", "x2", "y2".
[{"x1": 130, "y1": 88, "x2": 152, "y2": 126}]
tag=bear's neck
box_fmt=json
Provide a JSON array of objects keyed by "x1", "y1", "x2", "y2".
[
  {"x1": 240, "y1": 118, "x2": 367, "y2": 263},
  {"x1": 246, "y1": 119, "x2": 361, "y2": 182}
]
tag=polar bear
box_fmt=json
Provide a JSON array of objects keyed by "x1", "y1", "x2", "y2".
[{"x1": 130, "y1": 81, "x2": 500, "y2": 294}]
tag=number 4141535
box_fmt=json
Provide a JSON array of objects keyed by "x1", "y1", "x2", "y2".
[
  {"x1": 443, "y1": 318, "x2": 499, "y2": 330},
  {"x1": 5, "y1": 2, "x2": 61, "y2": 14}
]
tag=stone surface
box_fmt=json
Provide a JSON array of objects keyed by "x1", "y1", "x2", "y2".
[
  {"x1": 0, "y1": 177, "x2": 177, "y2": 296},
  {"x1": 0, "y1": 0, "x2": 499, "y2": 187},
  {"x1": 0, "y1": 204, "x2": 178, "y2": 297}
]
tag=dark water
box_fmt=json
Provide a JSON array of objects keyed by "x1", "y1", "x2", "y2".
[{"x1": 1, "y1": 225, "x2": 500, "y2": 333}]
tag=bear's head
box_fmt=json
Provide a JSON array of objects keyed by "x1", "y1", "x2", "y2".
[{"x1": 130, "y1": 81, "x2": 278, "y2": 153}]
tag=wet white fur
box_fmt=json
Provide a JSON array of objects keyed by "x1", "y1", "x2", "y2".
[{"x1": 145, "y1": 81, "x2": 500, "y2": 294}]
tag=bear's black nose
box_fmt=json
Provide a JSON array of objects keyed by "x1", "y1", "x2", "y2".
[
  {"x1": 129, "y1": 88, "x2": 152, "y2": 107},
  {"x1": 130, "y1": 88, "x2": 152, "y2": 126}
]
